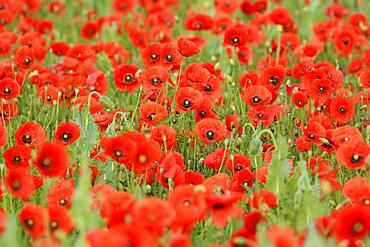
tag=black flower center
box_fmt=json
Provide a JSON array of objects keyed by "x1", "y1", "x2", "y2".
[
  {"x1": 234, "y1": 164, "x2": 243, "y2": 171},
  {"x1": 41, "y1": 158, "x2": 52, "y2": 167},
  {"x1": 13, "y1": 155, "x2": 22, "y2": 164},
  {"x1": 150, "y1": 77, "x2": 162, "y2": 85},
  {"x1": 339, "y1": 106, "x2": 346, "y2": 114},
  {"x1": 59, "y1": 198, "x2": 67, "y2": 206},
  {"x1": 22, "y1": 134, "x2": 33, "y2": 144},
  {"x1": 24, "y1": 219, "x2": 35, "y2": 228},
  {"x1": 308, "y1": 133, "x2": 315, "y2": 139},
  {"x1": 50, "y1": 221, "x2": 59, "y2": 232},
  {"x1": 342, "y1": 38, "x2": 350, "y2": 45},
  {"x1": 351, "y1": 154, "x2": 362, "y2": 163},
  {"x1": 124, "y1": 74, "x2": 133, "y2": 83},
  {"x1": 269, "y1": 76, "x2": 280, "y2": 86},
  {"x1": 183, "y1": 199, "x2": 192, "y2": 206},
  {"x1": 113, "y1": 149, "x2": 123, "y2": 158},
  {"x1": 195, "y1": 23, "x2": 202, "y2": 29},
  {"x1": 61, "y1": 133, "x2": 71, "y2": 142},
  {"x1": 318, "y1": 86, "x2": 326, "y2": 93},
  {"x1": 206, "y1": 130, "x2": 215, "y2": 140},
  {"x1": 231, "y1": 37, "x2": 240, "y2": 45},
  {"x1": 199, "y1": 110, "x2": 207, "y2": 117},
  {"x1": 182, "y1": 99, "x2": 193, "y2": 108},
  {"x1": 352, "y1": 222, "x2": 364, "y2": 233},
  {"x1": 204, "y1": 84, "x2": 212, "y2": 92},
  {"x1": 12, "y1": 179, "x2": 21, "y2": 190},
  {"x1": 24, "y1": 57, "x2": 32, "y2": 65},
  {"x1": 150, "y1": 53, "x2": 158, "y2": 60},
  {"x1": 250, "y1": 96, "x2": 262, "y2": 104},
  {"x1": 3, "y1": 87, "x2": 11, "y2": 94},
  {"x1": 165, "y1": 54, "x2": 173, "y2": 62}
]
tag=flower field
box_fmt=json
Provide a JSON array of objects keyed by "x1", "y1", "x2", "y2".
[{"x1": 0, "y1": 0, "x2": 369, "y2": 246}]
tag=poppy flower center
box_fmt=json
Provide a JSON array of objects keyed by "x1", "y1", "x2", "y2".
[
  {"x1": 182, "y1": 99, "x2": 193, "y2": 108},
  {"x1": 113, "y1": 149, "x2": 123, "y2": 158},
  {"x1": 46, "y1": 95, "x2": 52, "y2": 101},
  {"x1": 119, "y1": 3, "x2": 126, "y2": 10},
  {"x1": 195, "y1": 23, "x2": 202, "y2": 29},
  {"x1": 41, "y1": 158, "x2": 52, "y2": 167},
  {"x1": 3, "y1": 87, "x2": 11, "y2": 94},
  {"x1": 318, "y1": 86, "x2": 326, "y2": 93},
  {"x1": 339, "y1": 106, "x2": 346, "y2": 113},
  {"x1": 308, "y1": 133, "x2": 315, "y2": 139},
  {"x1": 220, "y1": 24, "x2": 227, "y2": 30},
  {"x1": 362, "y1": 198, "x2": 370, "y2": 205},
  {"x1": 165, "y1": 54, "x2": 173, "y2": 62},
  {"x1": 150, "y1": 78, "x2": 162, "y2": 85},
  {"x1": 24, "y1": 219, "x2": 35, "y2": 228},
  {"x1": 124, "y1": 74, "x2": 133, "y2": 83},
  {"x1": 22, "y1": 134, "x2": 33, "y2": 144},
  {"x1": 204, "y1": 84, "x2": 212, "y2": 92},
  {"x1": 234, "y1": 164, "x2": 243, "y2": 171},
  {"x1": 87, "y1": 28, "x2": 95, "y2": 35},
  {"x1": 231, "y1": 37, "x2": 240, "y2": 44},
  {"x1": 138, "y1": 154, "x2": 148, "y2": 163},
  {"x1": 12, "y1": 179, "x2": 21, "y2": 190},
  {"x1": 50, "y1": 221, "x2": 59, "y2": 231},
  {"x1": 59, "y1": 198, "x2": 67, "y2": 206},
  {"x1": 351, "y1": 154, "x2": 362, "y2": 163},
  {"x1": 183, "y1": 199, "x2": 192, "y2": 206},
  {"x1": 150, "y1": 53, "x2": 158, "y2": 60},
  {"x1": 269, "y1": 76, "x2": 280, "y2": 86},
  {"x1": 352, "y1": 222, "x2": 364, "y2": 233},
  {"x1": 342, "y1": 37, "x2": 350, "y2": 45},
  {"x1": 199, "y1": 110, "x2": 207, "y2": 117},
  {"x1": 206, "y1": 130, "x2": 215, "y2": 140},
  {"x1": 0, "y1": 19, "x2": 7, "y2": 25},
  {"x1": 24, "y1": 57, "x2": 32, "y2": 65},
  {"x1": 61, "y1": 133, "x2": 71, "y2": 142},
  {"x1": 257, "y1": 112, "x2": 264, "y2": 119},
  {"x1": 250, "y1": 96, "x2": 262, "y2": 104},
  {"x1": 13, "y1": 155, "x2": 22, "y2": 164}
]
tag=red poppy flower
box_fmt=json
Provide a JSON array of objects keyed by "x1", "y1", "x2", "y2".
[
  {"x1": 334, "y1": 29, "x2": 356, "y2": 56},
  {"x1": 194, "y1": 97, "x2": 218, "y2": 122},
  {"x1": 343, "y1": 177, "x2": 370, "y2": 206},
  {"x1": 307, "y1": 78, "x2": 333, "y2": 105},
  {"x1": 329, "y1": 96, "x2": 355, "y2": 124},
  {"x1": 184, "y1": 171, "x2": 205, "y2": 185},
  {"x1": 50, "y1": 41, "x2": 69, "y2": 56},
  {"x1": 139, "y1": 66, "x2": 168, "y2": 90},
  {"x1": 19, "y1": 203, "x2": 47, "y2": 239},
  {"x1": 112, "y1": 0, "x2": 135, "y2": 14},
  {"x1": 184, "y1": 13, "x2": 213, "y2": 31},
  {"x1": 86, "y1": 228, "x2": 129, "y2": 247},
  {"x1": 226, "y1": 154, "x2": 252, "y2": 173},
  {"x1": 113, "y1": 64, "x2": 140, "y2": 93},
  {"x1": 100, "y1": 133, "x2": 137, "y2": 165},
  {"x1": 239, "y1": 70, "x2": 258, "y2": 88},
  {"x1": 14, "y1": 122, "x2": 46, "y2": 148},
  {"x1": 177, "y1": 37, "x2": 200, "y2": 57},
  {"x1": 0, "y1": 78, "x2": 20, "y2": 99},
  {"x1": 132, "y1": 197, "x2": 175, "y2": 236},
  {"x1": 203, "y1": 173, "x2": 243, "y2": 227},
  {"x1": 139, "y1": 102, "x2": 169, "y2": 127},
  {"x1": 47, "y1": 179, "x2": 75, "y2": 209},
  {"x1": 81, "y1": 21, "x2": 100, "y2": 39},
  {"x1": 359, "y1": 69, "x2": 370, "y2": 88},
  {"x1": 204, "y1": 148, "x2": 230, "y2": 171},
  {"x1": 161, "y1": 42, "x2": 182, "y2": 70},
  {"x1": 14, "y1": 45, "x2": 34, "y2": 71},
  {"x1": 266, "y1": 225, "x2": 297, "y2": 247},
  {"x1": 251, "y1": 189, "x2": 278, "y2": 210},
  {"x1": 0, "y1": 124, "x2": 7, "y2": 148},
  {"x1": 259, "y1": 65, "x2": 286, "y2": 91},
  {"x1": 48, "y1": 205, "x2": 74, "y2": 237},
  {"x1": 168, "y1": 185, "x2": 207, "y2": 231},
  {"x1": 34, "y1": 142, "x2": 69, "y2": 177},
  {"x1": 86, "y1": 71, "x2": 108, "y2": 94},
  {"x1": 3, "y1": 145, "x2": 32, "y2": 169},
  {"x1": 248, "y1": 105, "x2": 274, "y2": 127},
  {"x1": 331, "y1": 205, "x2": 370, "y2": 245},
  {"x1": 224, "y1": 23, "x2": 250, "y2": 47},
  {"x1": 332, "y1": 126, "x2": 363, "y2": 147},
  {"x1": 237, "y1": 45, "x2": 254, "y2": 65},
  {"x1": 302, "y1": 121, "x2": 326, "y2": 144},
  {"x1": 127, "y1": 133, "x2": 161, "y2": 174},
  {"x1": 336, "y1": 141, "x2": 370, "y2": 170},
  {"x1": 150, "y1": 125, "x2": 177, "y2": 149},
  {"x1": 195, "y1": 118, "x2": 227, "y2": 144},
  {"x1": 229, "y1": 169, "x2": 254, "y2": 192},
  {"x1": 140, "y1": 42, "x2": 162, "y2": 67},
  {"x1": 54, "y1": 122, "x2": 80, "y2": 146},
  {"x1": 292, "y1": 91, "x2": 308, "y2": 108},
  {"x1": 37, "y1": 86, "x2": 61, "y2": 105},
  {"x1": 5, "y1": 168, "x2": 35, "y2": 200},
  {"x1": 175, "y1": 87, "x2": 203, "y2": 112},
  {"x1": 100, "y1": 191, "x2": 135, "y2": 227},
  {"x1": 242, "y1": 85, "x2": 272, "y2": 107}
]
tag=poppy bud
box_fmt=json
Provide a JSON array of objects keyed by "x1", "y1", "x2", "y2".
[
  {"x1": 249, "y1": 137, "x2": 262, "y2": 156},
  {"x1": 295, "y1": 117, "x2": 301, "y2": 127}
]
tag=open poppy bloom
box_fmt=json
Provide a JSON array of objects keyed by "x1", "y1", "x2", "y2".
[
  {"x1": 34, "y1": 142, "x2": 69, "y2": 177},
  {"x1": 194, "y1": 118, "x2": 228, "y2": 144},
  {"x1": 54, "y1": 122, "x2": 81, "y2": 146},
  {"x1": 175, "y1": 87, "x2": 203, "y2": 112},
  {"x1": 336, "y1": 140, "x2": 370, "y2": 170},
  {"x1": 113, "y1": 64, "x2": 140, "y2": 93}
]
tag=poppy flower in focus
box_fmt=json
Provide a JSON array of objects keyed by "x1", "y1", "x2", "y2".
[
  {"x1": 248, "y1": 105, "x2": 274, "y2": 127},
  {"x1": 242, "y1": 85, "x2": 272, "y2": 107},
  {"x1": 54, "y1": 122, "x2": 80, "y2": 146},
  {"x1": 139, "y1": 102, "x2": 169, "y2": 127},
  {"x1": 334, "y1": 29, "x2": 356, "y2": 56},
  {"x1": 336, "y1": 141, "x2": 370, "y2": 170},
  {"x1": 14, "y1": 122, "x2": 46, "y2": 148},
  {"x1": 48, "y1": 205, "x2": 74, "y2": 237},
  {"x1": 226, "y1": 154, "x2": 252, "y2": 173},
  {"x1": 140, "y1": 42, "x2": 162, "y2": 67},
  {"x1": 194, "y1": 118, "x2": 227, "y2": 144},
  {"x1": 292, "y1": 91, "x2": 308, "y2": 108},
  {"x1": 259, "y1": 65, "x2": 286, "y2": 92},
  {"x1": 100, "y1": 133, "x2": 137, "y2": 165},
  {"x1": 161, "y1": 42, "x2": 182, "y2": 70},
  {"x1": 175, "y1": 87, "x2": 203, "y2": 112},
  {"x1": 224, "y1": 24, "x2": 250, "y2": 48},
  {"x1": 150, "y1": 125, "x2": 177, "y2": 149},
  {"x1": 177, "y1": 37, "x2": 200, "y2": 57},
  {"x1": 34, "y1": 142, "x2": 69, "y2": 177},
  {"x1": 329, "y1": 96, "x2": 355, "y2": 124},
  {"x1": 0, "y1": 78, "x2": 20, "y2": 99},
  {"x1": 14, "y1": 45, "x2": 34, "y2": 71},
  {"x1": 2, "y1": 145, "x2": 32, "y2": 169},
  {"x1": 113, "y1": 64, "x2": 140, "y2": 93},
  {"x1": 46, "y1": 179, "x2": 75, "y2": 208}
]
